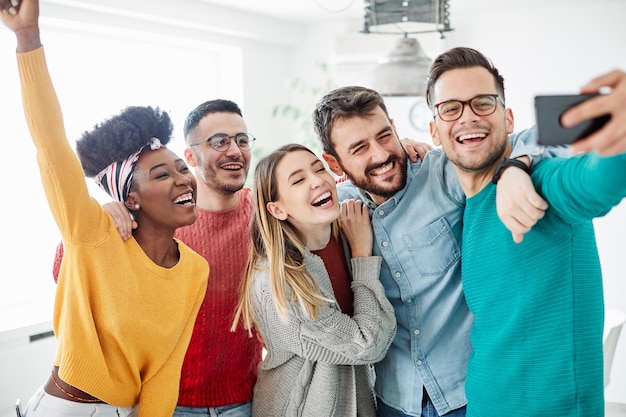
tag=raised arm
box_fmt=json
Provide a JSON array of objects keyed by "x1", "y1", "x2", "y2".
[
  {"x1": 564, "y1": 69, "x2": 626, "y2": 156},
  {"x1": 0, "y1": 0, "x2": 41, "y2": 52},
  {"x1": 534, "y1": 152, "x2": 626, "y2": 221},
  {"x1": 5, "y1": 0, "x2": 110, "y2": 243}
]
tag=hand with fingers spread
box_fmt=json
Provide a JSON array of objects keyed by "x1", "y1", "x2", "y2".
[
  {"x1": 564, "y1": 70, "x2": 626, "y2": 156},
  {"x1": 339, "y1": 199, "x2": 373, "y2": 258},
  {"x1": 400, "y1": 137, "x2": 434, "y2": 163}
]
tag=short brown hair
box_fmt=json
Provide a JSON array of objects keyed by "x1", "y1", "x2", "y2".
[
  {"x1": 426, "y1": 47, "x2": 506, "y2": 109},
  {"x1": 312, "y1": 86, "x2": 390, "y2": 159}
]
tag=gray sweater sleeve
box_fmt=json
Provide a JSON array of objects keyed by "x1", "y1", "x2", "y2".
[{"x1": 253, "y1": 253, "x2": 396, "y2": 367}]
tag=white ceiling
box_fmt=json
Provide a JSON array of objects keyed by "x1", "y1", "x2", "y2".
[
  {"x1": 192, "y1": 0, "x2": 613, "y2": 24},
  {"x1": 194, "y1": 0, "x2": 366, "y2": 23}
]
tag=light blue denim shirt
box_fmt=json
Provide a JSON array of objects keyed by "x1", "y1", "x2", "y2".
[{"x1": 336, "y1": 129, "x2": 545, "y2": 416}]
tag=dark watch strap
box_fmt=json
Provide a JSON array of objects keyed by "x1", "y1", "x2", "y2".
[{"x1": 492, "y1": 158, "x2": 532, "y2": 184}]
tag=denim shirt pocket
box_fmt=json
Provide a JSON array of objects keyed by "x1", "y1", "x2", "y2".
[{"x1": 402, "y1": 218, "x2": 460, "y2": 276}]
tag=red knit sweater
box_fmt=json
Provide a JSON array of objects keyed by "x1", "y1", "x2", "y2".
[
  {"x1": 52, "y1": 187, "x2": 261, "y2": 407},
  {"x1": 174, "y1": 187, "x2": 261, "y2": 407}
]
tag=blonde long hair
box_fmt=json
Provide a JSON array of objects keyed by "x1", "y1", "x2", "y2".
[{"x1": 231, "y1": 144, "x2": 338, "y2": 333}]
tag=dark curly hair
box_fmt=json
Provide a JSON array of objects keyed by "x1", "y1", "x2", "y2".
[{"x1": 76, "y1": 106, "x2": 173, "y2": 178}]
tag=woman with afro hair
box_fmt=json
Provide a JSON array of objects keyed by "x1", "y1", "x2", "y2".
[{"x1": 2, "y1": 1, "x2": 209, "y2": 416}]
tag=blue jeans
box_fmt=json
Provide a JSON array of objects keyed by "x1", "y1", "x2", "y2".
[
  {"x1": 377, "y1": 396, "x2": 466, "y2": 417},
  {"x1": 173, "y1": 402, "x2": 252, "y2": 417}
]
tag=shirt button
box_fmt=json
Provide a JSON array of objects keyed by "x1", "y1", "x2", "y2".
[
  {"x1": 395, "y1": 272, "x2": 401, "y2": 278},
  {"x1": 416, "y1": 360, "x2": 423, "y2": 366},
  {"x1": 413, "y1": 329, "x2": 420, "y2": 335},
  {"x1": 406, "y1": 298, "x2": 413, "y2": 304},
  {"x1": 378, "y1": 209, "x2": 385, "y2": 216},
  {"x1": 382, "y1": 241, "x2": 389, "y2": 247}
]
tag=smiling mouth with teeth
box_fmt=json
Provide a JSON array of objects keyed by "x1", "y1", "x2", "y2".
[
  {"x1": 174, "y1": 193, "x2": 194, "y2": 205},
  {"x1": 312, "y1": 192, "x2": 332, "y2": 207},
  {"x1": 369, "y1": 162, "x2": 393, "y2": 176},
  {"x1": 457, "y1": 133, "x2": 487, "y2": 143},
  {"x1": 222, "y1": 164, "x2": 242, "y2": 171}
]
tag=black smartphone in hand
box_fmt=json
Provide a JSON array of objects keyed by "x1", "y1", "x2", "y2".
[{"x1": 535, "y1": 94, "x2": 611, "y2": 146}]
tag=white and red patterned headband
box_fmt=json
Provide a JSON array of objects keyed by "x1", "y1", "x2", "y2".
[{"x1": 95, "y1": 137, "x2": 164, "y2": 202}]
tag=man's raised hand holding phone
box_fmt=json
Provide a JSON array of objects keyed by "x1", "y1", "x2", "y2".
[{"x1": 562, "y1": 70, "x2": 626, "y2": 156}]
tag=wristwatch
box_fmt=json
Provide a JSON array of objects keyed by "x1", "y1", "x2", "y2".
[{"x1": 492, "y1": 158, "x2": 532, "y2": 184}]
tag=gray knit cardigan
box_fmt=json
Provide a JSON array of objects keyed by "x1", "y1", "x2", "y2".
[{"x1": 251, "y1": 250, "x2": 397, "y2": 417}]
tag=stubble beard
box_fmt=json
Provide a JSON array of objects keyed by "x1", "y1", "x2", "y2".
[
  {"x1": 202, "y1": 163, "x2": 248, "y2": 195},
  {"x1": 452, "y1": 136, "x2": 509, "y2": 174},
  {"x1": 344, "y1": 155, "x2": 408, "y2": 202}
]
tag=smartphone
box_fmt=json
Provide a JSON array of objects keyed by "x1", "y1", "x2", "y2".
[{"x1": 535, "y1": 94, "x2": 611, "y2": 146}]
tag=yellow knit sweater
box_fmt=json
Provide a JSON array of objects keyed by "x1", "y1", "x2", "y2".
[{"x1": 17, "y1": 47, "x2": 209, "y2": 417}]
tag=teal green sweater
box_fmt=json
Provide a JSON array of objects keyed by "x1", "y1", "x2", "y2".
[{"x1": 462, "y1": 152, "x2": 626, "y2": 417}]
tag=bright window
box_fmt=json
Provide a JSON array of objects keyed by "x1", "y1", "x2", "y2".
[{"x1": 0, "y1": 21, "x2": 242, "y2": 332}]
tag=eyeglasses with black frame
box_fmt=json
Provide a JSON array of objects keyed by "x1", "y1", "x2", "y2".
[
  {"x1": 433, "y1": 94, "x2": 504, "y2": 122},
  {"x1": 190, "y1": 133, "x2": 256, "y2": 152}
]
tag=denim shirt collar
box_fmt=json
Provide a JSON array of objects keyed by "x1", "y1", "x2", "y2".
[{"x1": 353, "y1": 157, "x2": 422, "y2": 211}]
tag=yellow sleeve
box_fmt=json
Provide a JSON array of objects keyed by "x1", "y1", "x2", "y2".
[{"x1": 18, "y1": 47, "x2": 110, "y2": 245}]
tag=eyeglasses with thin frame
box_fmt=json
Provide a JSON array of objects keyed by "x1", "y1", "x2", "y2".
[
  {"x1": 190, "y1": 133, "x2": 256, "y2": 152},
  {"x1": 433, "y1": 94, "x2": 504, "y2": 122}
]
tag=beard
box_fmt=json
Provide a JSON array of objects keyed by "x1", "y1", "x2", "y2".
[
  {"x1": 451, "y1": 138, "x2": 508, "y2": 174},
  {"x1": 214, "y1": 179, "x2": 246, "y2": 194},
  {"x1": 344, "y1": 154, "x2": 408, "y2": 202},
  {"x1": 200, "y1": 160, "x2": 248, "y2": 194}
]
